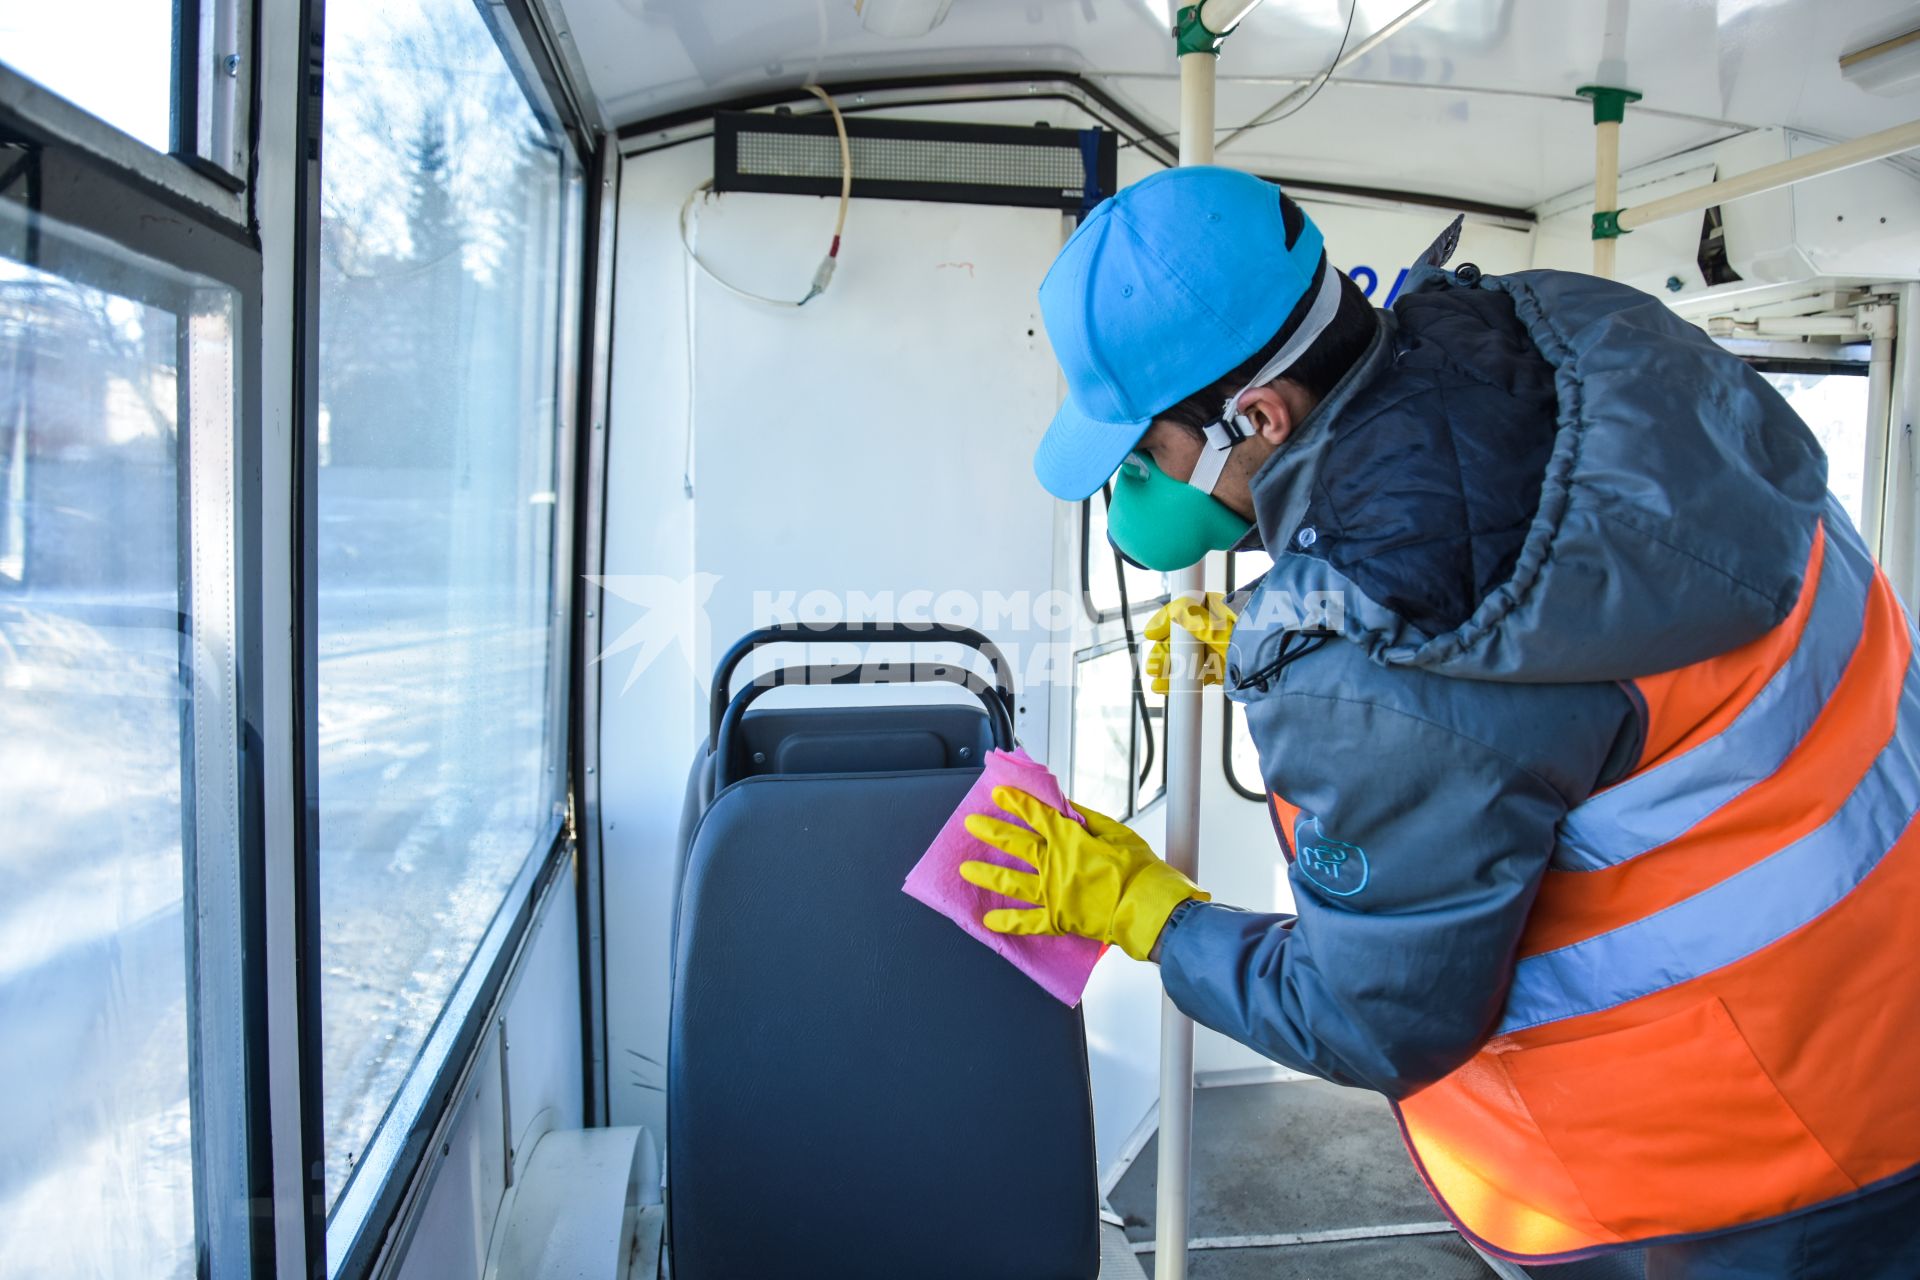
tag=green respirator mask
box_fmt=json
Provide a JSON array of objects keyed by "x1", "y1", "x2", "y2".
[{"x1": 1106, "y1": 433, "x2": 1254, "y2": 572}]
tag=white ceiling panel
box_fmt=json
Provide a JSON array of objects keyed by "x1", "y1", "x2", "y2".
[{"x1": 553, "y1": 0, "x2": 1920, "y2": 209}]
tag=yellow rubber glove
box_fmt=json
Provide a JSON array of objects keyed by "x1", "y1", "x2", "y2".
[
  {"x1": 1143, "y1": 591, "x2": 1236, "y2": 695},
  {"x1": 959, "y1": 787, "x2": 1210, "y2": 962}
]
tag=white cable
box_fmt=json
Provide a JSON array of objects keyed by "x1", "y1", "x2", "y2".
[
  {"x1": 682, "y1": 205, "x2": 699, "y2": 497},
  {"x1": 677, "y1": 84, "x2": 852, "y2": 307}
]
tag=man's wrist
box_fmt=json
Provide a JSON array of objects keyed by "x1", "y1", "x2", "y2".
[{"x1": 1148, "y1": 897, "x2": 1202, "y2": 964}]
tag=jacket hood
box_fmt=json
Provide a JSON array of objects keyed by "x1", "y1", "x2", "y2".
[{"x1": 1239, "y1": 267, "x2": 1830, "y2": 685}]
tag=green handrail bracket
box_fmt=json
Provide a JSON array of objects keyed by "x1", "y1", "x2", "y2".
[
  {"x1": 1576, "y1": 84, "x2": 1643, "y2": 126},
  {"x1": 1175, "y1": 5, "x2": 1229, "y2": 56},
  {"x1": 1592, "y1": 208, "x2": 1630, "y2": 240}
]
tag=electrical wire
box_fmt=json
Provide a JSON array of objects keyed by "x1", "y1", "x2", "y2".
[
  {"x1": 1104, "y1": 483, "x2": 1161, "y2": 797},
  {"x1": 1216, "y1": 0, "x2": 1359, "y2": 151},
  {"x1": 677, "y1": 83, "x2": 853, "y2": 307}
]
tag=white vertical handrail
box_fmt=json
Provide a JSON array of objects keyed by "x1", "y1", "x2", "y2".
[
  {"x1": 1592, "y1": 116, "x2": 1622, "y2": 278},
  {"x1": 1154, "y1": 7, "x2": 1241, "y2": 1273},
  {"x1": 1578, "y1": 85, "x2": 1639, "y2": 279}
]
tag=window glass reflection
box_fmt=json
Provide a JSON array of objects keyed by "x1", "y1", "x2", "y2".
[
  {"x1": 1761, "y1": 369, "x2": 1869, "y2": 528},
  {"x1": 1072, "y1": 646, "x2": 1134, "y2": 820},
  {"x1": 0, "y1": 215, "x2": 241, "y2": 1278},
  {"x1": 1085, "y1": 494, "x2": 1168, "y2": 617},
  {"x1": 317, "y1": 0, "x2": 572, "y2": 1207},
  {"x1": 0, "y1": 1, "x2": 175, "y2": 151}
]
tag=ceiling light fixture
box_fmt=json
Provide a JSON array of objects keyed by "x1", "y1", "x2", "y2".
[{"x1": 853, "y1": 0, "x2": 954, "y2": 39}]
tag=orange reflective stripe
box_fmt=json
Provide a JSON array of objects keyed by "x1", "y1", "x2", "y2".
[
  {"x1": 1504, "y1": 810, "x2": 1920, "y2": 1180},
  {"x1": 1397, "y1": 1067, "x2": 1619, "y2": 1258},
  {"x1": 1520, "y1": 567, "x2": 1910, "y2": 958},
  {"x1": 1624, "y1": 527, "x2": 1825, "y2": 776},
  {"x1": 1269, "y1": 792, "x2": 1301, "y2": 859},
  {"x1": 1270, "y1": 792, "x2": 1300, "y2": 835}
]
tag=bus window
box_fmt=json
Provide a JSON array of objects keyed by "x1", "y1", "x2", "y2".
[
  {"x1": 1071, "y1": 642, "x2": 1138, "y2": 819},
  {"x1": 1082, "y1": 492, "x2": 1168, "y2": 621},
  {"x1": 0, "y1": 1, "x2": 173, "y2": 151},
  {"x1": 1760, "y1": 368, "x2": 1870, "y2": 527},
  {"x1": 315, "y1": 0, "x2": 579, "y2": 1214},
  {"x1": 0, "y1": 208, "x2": 246, "y2": 1277},
  {"x1": 1223, "y1": 550, "x2": 1272, "y2": 801}
]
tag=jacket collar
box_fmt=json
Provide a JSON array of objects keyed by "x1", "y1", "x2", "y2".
[{"x1": 1244, "y1": 308, "x2": 1395, "y2": 555}]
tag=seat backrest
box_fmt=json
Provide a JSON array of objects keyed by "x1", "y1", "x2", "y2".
[
  {"x1": 671, "y1": 702, "x2": 995, "y2": 940},
  {"x1": 668, "y1": 768, "x2": 1099, "y2": 1280}
]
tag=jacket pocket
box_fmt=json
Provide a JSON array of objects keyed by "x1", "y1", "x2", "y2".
[{"x1": 1499, "y1": 996, "x2": 1856, "y2": 1239}]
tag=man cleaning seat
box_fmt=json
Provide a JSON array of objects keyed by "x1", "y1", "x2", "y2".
[{"x1": 961, "y1": 164, "x2": 1920, "y2": 1280}]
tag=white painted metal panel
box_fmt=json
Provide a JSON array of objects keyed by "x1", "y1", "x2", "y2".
[
  {"x1": 389, "y1": 871, "x2": 586, "y2": 1280},
  {"x1": 599, "y1": 148, "x2": 1070, "y2": 1140},
  {"x1": 598, "y1": 143, "x2": 706, "y2": 1147},
  {"x1": 504, "y1": 876, "x2": 586, "y2": 1179},
  {"x1": 390, "y1": 1038, "x2": 506, "y2": 1280}
]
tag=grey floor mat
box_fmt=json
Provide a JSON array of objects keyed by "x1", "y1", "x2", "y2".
[
  {"x1": 1109, "y1": 1079, "x2": 1654, "y2": 1279},
  {"x1": 1099, "y1": 1221, "x2": 1151, "y2": 1279},
  {"x1": 1110, "y1": 1079, "x2": 1448, "y2": 1243},
  {"x1": 1112, "y1": 1079, "x2": 1494, "y2": 1278}
]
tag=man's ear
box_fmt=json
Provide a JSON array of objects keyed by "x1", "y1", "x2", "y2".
[{"x1": 1235, "y1": 383, "x2": 1296, "y2": 448}]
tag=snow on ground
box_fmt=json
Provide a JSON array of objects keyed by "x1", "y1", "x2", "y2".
[{"x1": 1, "y1": 507, "x2": 554, "y2": 1265}]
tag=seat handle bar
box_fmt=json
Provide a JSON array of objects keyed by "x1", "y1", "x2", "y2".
[
  {"x1": 706, "y1": 622, "x2": 1017, "y2": 751},
  {"x1": 712, "y1": 663, "x2": 1016, "y2": 791}
]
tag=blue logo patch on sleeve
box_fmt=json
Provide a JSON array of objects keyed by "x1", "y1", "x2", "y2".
[{"x1": 1292, "y1": 815, "x2": 1369, "y2": 898}]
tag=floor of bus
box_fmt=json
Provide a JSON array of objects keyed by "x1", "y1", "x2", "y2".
[{"x1": 1107, "y1": 1078, "x2": 1647, "y2": 1280}]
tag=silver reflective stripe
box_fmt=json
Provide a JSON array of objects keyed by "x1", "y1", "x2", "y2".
[
  {"x1": 1552, "y1": 517, "x2": 1867, "y2": 872},
  {"x1": 1502, "y1": 614, "x2": 1919, "y2": 1035}
]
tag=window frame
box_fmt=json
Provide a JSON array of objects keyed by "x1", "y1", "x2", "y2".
[
  {"x1": 290, "y1": 0, "x2": 600, "y2": 1273},
  {"x1": 0, "y1": 74, "x2": 277, "y2": 1278},
  {"x1": 0, "y1": 1, "x2": 253, "y2": 227},
  {"x1": 175, "y1": 0, "x2": 255, "y2": 185},
  {"x1": 1735, "y1": 345, "x2": 1877, "y2": 545},
  {"x1": 1070, "y1": 484, "x2": 1170, "y2": 819},
  {"x1": 571, "y1": 137, "x2": 621, "y2": 1130},
  {"x1": 1221, "y1": 551, "x2": 1268, "y2": 803},
  {"x1": 1079, "y1": 488, "x2": 1170, "y2": 624},
  {"x1": 1068, "y1": 633, "x2": 1165, "y2": 822}
]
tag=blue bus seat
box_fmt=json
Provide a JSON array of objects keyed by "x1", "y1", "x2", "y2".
[{"x1": 667, "y1": 760, "x2": 1099, "y2": 1279}]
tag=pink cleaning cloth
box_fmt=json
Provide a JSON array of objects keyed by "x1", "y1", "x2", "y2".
[{"x1": 902, "y1": 747, "x2": 1106, "y2": 1006}]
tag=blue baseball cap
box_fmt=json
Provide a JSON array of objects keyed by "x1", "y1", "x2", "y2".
[{"x1": 1034, "y1": 166, "x2": 1328, "y2": 501}]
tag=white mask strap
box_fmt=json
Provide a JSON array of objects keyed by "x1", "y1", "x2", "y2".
[
  {"x1": 1184, "y1": 254, "x2": 1341, "y2": 498},
  {"x1": 1220, "y1": 256, "x2": 1343, "y2": 433},
  {"x1": 1187, "y1": 417, "x2": 1244, "y2": 495}
]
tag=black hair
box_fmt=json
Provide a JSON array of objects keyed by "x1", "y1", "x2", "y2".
[{"x1": 1158, "y1": 263, "x2": 1377, "y2": 436}]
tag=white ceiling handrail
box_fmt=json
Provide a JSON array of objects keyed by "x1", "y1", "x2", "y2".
[
  {"x1": 1614, "y1": 118, "x2": 1920, "y2": 233},
  {"x1": 1198, "y1": 0, "x2": 1265, "y2": 35}
]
